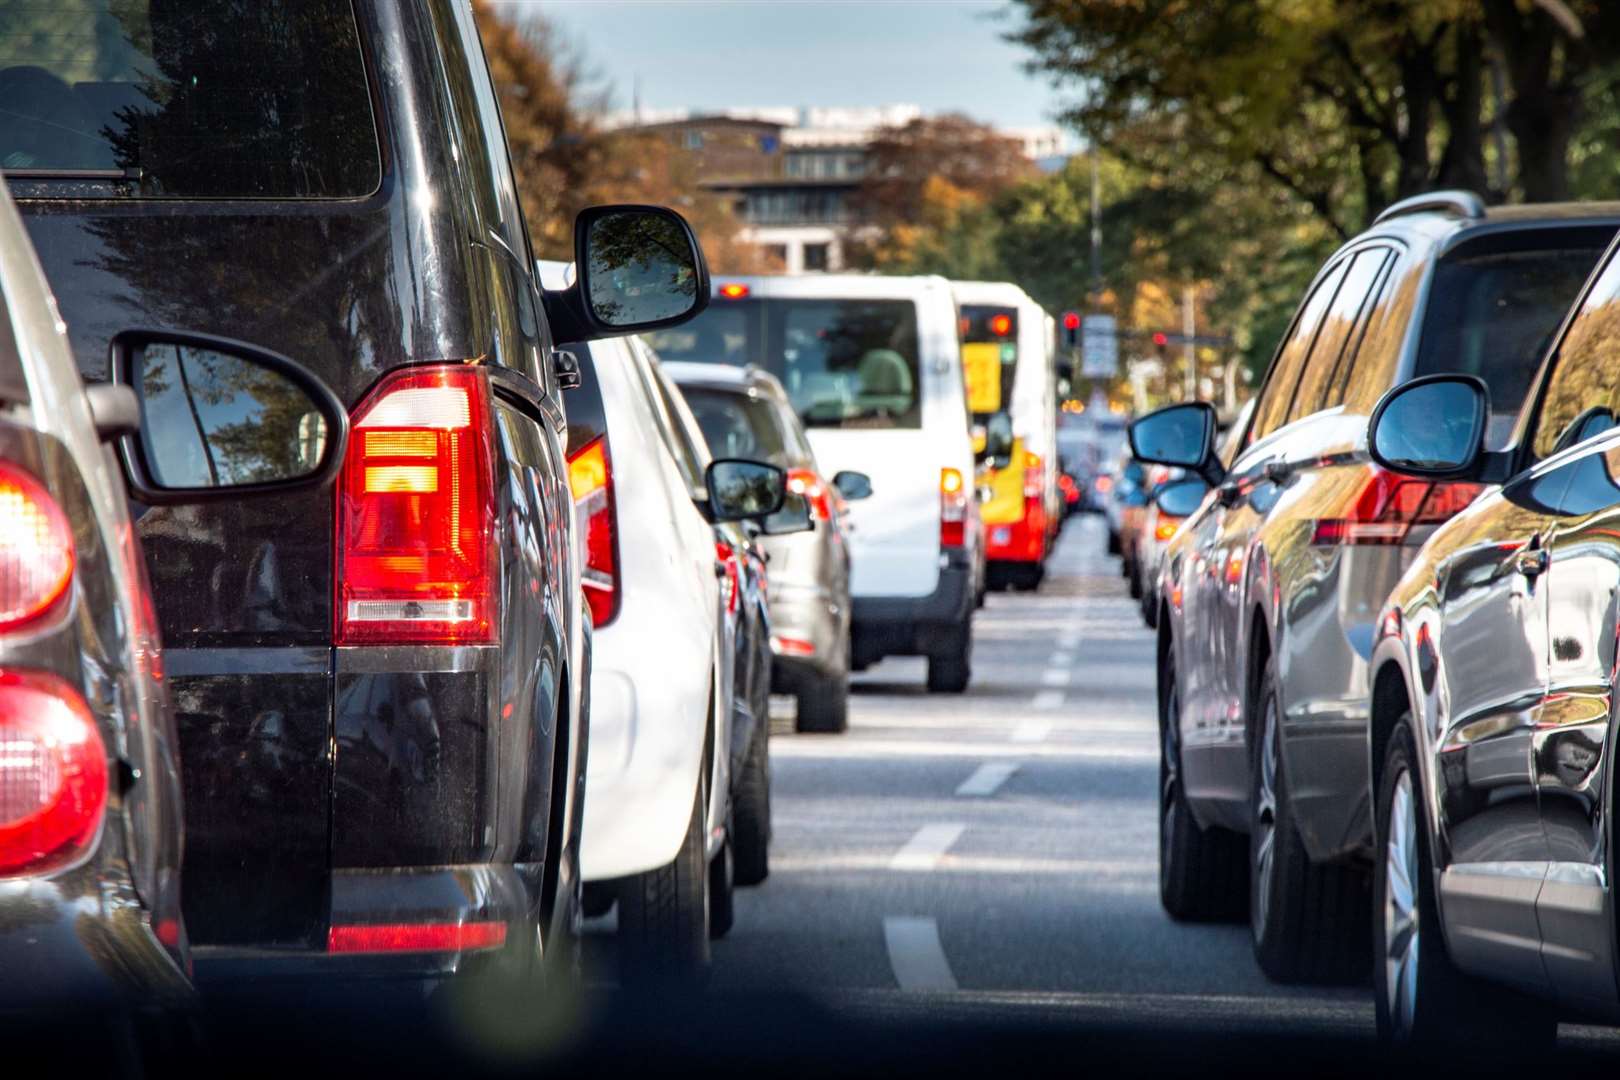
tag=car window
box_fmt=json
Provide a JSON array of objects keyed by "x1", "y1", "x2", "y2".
[
  {"x1": 630, "y1": 342, "x2": 707, "y2": 487},
  {"x1": 0, "y1": 0, "x2": 379, "y2": 198},
  {"x1": 1247, "y1": 258, "x2": 1348, "y2": 445},
  {"x1": 1342, "y1": 252, "x2": 1425, "y2": 412},
  {"x1": 1531, "y1": 248, "x2": 1620, "y2": 459},
  {"x1": 682, "y1": 387, "x2": 791, "y2": 466},
  {"x1": 1288, "y1": 248, "x2": 1390, "y2": 420}
]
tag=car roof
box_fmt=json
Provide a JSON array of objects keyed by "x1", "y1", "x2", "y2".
[
  {"x1": 949, "y1": 279, "x2": 1040, "y2": 310},
  {"x1": 704, "y1": 272, "x2": 950, "y2": 302},
  {"x1": 1362, "y1": 196, "x2": 1620, "y2": 253},
  {"x1": 662, "y1": 360, "x2": 786, "y2": 398}
]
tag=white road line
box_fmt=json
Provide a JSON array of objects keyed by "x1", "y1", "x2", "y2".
[
  {"x1": 955, "y1": 762, "x2": 1018, "y2": 797},
  {"x1": 1049, "y1": 651, "x2": 1074, "y2": 666},
  {"x1": 1040, "y1": 667, "x2": 1071, "y2": 687},
  {"x1": 883, "y1": 916, "x2": 958, "y2": 991},
  {"x1": 1031, "y1": 690, "x2": 1064, "y2": 711},
  {"x1": 889, "y1": 822, "x2": 965, "y2": 871},
  {"x1": 1057, "y1": 632, "x2": 1081, "y2": 649},
  {"x1": 1011, "y1": 720, "x2": 1052, "y2": 744}
]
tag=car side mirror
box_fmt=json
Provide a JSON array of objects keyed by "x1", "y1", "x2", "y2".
[
  {"x1": 984, "y1": 411, "x2": 1014, "y2": 468},
  {"x1": 1368, "y1": 374, "x2": 1488, "y2": 478},
  {"x1": 1153, "y1": 477, "x2": 1209, "y2": 518},
  {"x1": 705, "y1": 458, "x2": 787, "y2": 522},
  {"x1": 832, "y1": 470, "x2": 872, "y2": 501},
  {"x1": 1129, "y1": 402, "x2": 1219, "y2": 483},
  {"x1": 761, "y1": 491, "x2": 814, "y2": 535},
  {"x1": 543, "y1": 204, "x2": 711, "y2": 346},
  {"x1": 111, "y1": 329, "x2": 348, "y2": 504}
]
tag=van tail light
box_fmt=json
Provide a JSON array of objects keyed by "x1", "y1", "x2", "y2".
[
  {"x1": 787, "y1": 469, "x2": 832, "y2": 521},
  {"x1": 1312, "y1": 466, "x2": 1484, "y2": 546},
  {"x1": 715, "y1": 540, "x2": 740, "y2": 616},
  {"x1": 940, "y1": 467, "x2": 968, "y2": 548},
  {"x1": 568, "y1": 435, "x2": 620, "y2": 629},
  {"x1": 0, "y1": 463, "x2": 74, "y2": 633},
  {"x1": 1023, "y1": 451, "x2": 1043, "y2": 500},
  {"x1": 0, "y1": 670, "x2": 107, "y2": 876},
  {"x1": 1155, "y1": 518, "x2": 1182, "y2": 542},
  {"x1": 337, "y1": 366, "x2": 498, "y2": 644}
]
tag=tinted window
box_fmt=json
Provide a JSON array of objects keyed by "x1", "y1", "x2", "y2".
[
  {"x1": 1343, "y1": 253, "x2": 1424, "y2": 412},
  {"x1": 1417, "y1": 233, "x2": 1610, "y2": 448},
  {"x1": 1289, "y1": 248, "x2": 1390, "y2": 419},
  {"x1": 682, "y1": 387, "x2": 792, "y2": 466},
  {"x1": 645, "y1": 297, "x2": 923, "y2": 430},
  {"x1": 960, "y1": 304, "x2": 1018, "y2": 420},
  {"x1": 1248, "y1": 259, "x2": 1347, "y2": 445},
  {"x1": 1533, "y1": 248, "x2": 1620, "y2": 458},
  {"x1": 0, "y1": 0, "x2": 379, "y2": 198}
]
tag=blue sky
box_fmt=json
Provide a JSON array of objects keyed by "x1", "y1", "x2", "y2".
[{"x1": 497, "y1": 1, "x2": 1072, "y2": 135}]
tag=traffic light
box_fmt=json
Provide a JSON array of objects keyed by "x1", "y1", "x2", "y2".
[
  {"x1": 1061, "y1": 310, "x2": 1080, "y2": 349},
  {"x1": 1152, "y1": 330, "x2": 1169, "y2": 359}
]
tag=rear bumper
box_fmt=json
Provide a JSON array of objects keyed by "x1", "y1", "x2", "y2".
[
  {"x1": 985, "y1": 500, "x2": 1047, "y2": 565},
  {"x1": 768, "y1": 581, "x2": 845, "y2": 687},
  {"x1": 851, "y1": 549, "x2": 972, "y2": 661}
]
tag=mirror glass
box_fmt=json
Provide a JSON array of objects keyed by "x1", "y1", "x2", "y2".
[
  {"x1": 985, "y1": 412, "x2": 1014, "y2": 458},
  {"x1": 832, "y1": 470, "x2": 872, "y2": 501},
  {"x1": 1154, "y1": 477, "x2": 1209, "y2": 518},
  {"x1": 1129, "y1": 404, "x2": 1211, "y2": 468},
  {"x1": 762, "y1": 492, "x2": 814, "y2": 535},
  {"x1": 707, "y1": 459, "x2": 786, "y2": 521},
  {"x1": 134, "y1": 343, "x2": 329, "y2": 490},
  {"x1": 1372, "y1": 379, "x2": 1484, "y2": 473},
  {"x1": 585, "y1": 210, "x2": 700, "y2": 327}
]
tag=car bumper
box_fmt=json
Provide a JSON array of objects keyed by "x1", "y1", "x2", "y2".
[
  {"x1": 851, "y1": 549, "x2": 972, "y2": 662},
  {"x1": 768, "y1": 581, "x2": 845, "y2": 687},
  {"x1": 985, "y1": 503, "x2": 1047, "y2": 565}
]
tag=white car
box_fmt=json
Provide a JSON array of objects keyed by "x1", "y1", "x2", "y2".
[
  {"x1": 541, "y1": 265, "x2": 786, "y2": 980},
  {"x1": 646, "y1": 274, "x2": 981, "y2": 692}
]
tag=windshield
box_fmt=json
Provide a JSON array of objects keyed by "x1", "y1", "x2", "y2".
[
  {"x1": 0, "y1": 0, "x2": 379, "y2": 197},
  {"x1": 644, "y1": 296, "x2": 923, "y2": 429},
  {"x1": 959, "y1": 303, "x2": 1018, "y2": 422},
  {"x1": 681, "y1": 386, "x2": 791, "y2": 465}
]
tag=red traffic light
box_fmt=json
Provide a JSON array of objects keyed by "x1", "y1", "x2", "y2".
[
  {"x1": 1152, "y1": 331, "x2": 1169, "y2": 347},
  {"x1": 1061, "y1": 311, "x2": 1080, "y2": 331},
  {"x1": 989, "y1": 313, "x2": 1013, "y2": 337}
]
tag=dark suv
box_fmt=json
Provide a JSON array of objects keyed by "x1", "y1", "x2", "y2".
[
  {"x1": 1130, "y1": 191, "x2": 1620, "y2": 982},
  {"x1": 3, "y1": 0, "x2": 708, "y2": 989}
]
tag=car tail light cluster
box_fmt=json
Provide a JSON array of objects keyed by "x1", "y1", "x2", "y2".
[
  {"x1": 337, "y1": 366, "x2": 498, "y2": 645},
  {"x1": 0, "y1": 463, "x2": 75, "y2": 633},
  {"x1": 940, "y1": 467, "x2": 968, "y2": 548},
  {"x1": 1312, "y1": 466, "x2": 1484, "y2": 546},
  {"x1": 787, "y1": 468, "x2": 832, "y2": 521},
  {"x1": 1023, "y1": 452, "x2": 1043, "y2": 501},
  {"x1": 328, "y1": 920, "x2": 506, "y2": 954},
  {"x1": 568, "y1": 435, "x2": 620, "y2": 628},
  {"x1": 715, "y1": 540, "x2": 740, "y2": 616},
  {"x1": 0, "y1": 671, "x2": 107, "y2": 876}
]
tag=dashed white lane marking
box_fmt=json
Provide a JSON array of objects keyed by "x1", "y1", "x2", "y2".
[
  {"x1": 1040, "y1": 667, "x2": 1071, "y2": 687},
  {"x1": 1011, "y1": 720, "x2": 1052, "y2": 743},
  {"x1": 883, "y1": 916, "x2": 958, "y2": 991},
  {"x1": 1058, "y1": 632, "x2": 1081, "y2": 649},
  {"x1": 889, "y1": 822, "x2": 965, "y2": 871},
  {"x1": 1050, "y1": 651, "x2": 1074, "y2": 666},
  {"x1": 955, "y1": 762, "x2": 1018, "y2": 797},
  {"x1": 1031, "y1": 690, "x2": 1064, "y2": 711}
]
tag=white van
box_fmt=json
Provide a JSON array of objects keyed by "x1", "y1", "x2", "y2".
[{"x1": 645, "y1": 274, "x2": 979, "y2": 692}]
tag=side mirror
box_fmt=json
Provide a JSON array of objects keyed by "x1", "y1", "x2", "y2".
[
  {"x1": 1129, "y1": 402, "x2": 1217, "y2": 481},
  {"x1": 832, "y1": 470, "x2": 872, "y2": 501},
  {"x1": 1368, "y1": 374, "x2": 1488, "y2": 477},
  {"x1": 544, "y1": 204, "x2": 711, "y2": 346},
  {"x1": 111, "y1": 329, "x2": 348, "y2": 504},
  {"x1": 984, "y1": 411, "x2": 1014, "y2": 468},
  {"x1": 1154, "y1": 477, "x2": 1210, "y2": 518},
  {"x1": 706, "y1": 458, "x2": 786, "y2": 522},
  {"x1": 761, "y1": 491, "x2": 814, "y2": 535}
]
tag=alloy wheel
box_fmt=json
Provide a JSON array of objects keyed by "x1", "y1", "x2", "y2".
[
  {"x1": 1383, "y1": 767, "x2": 1420, "y2": 1037},
  {"x1": 1250, "y1": 695, "x2": 1278, "y2": 941}
]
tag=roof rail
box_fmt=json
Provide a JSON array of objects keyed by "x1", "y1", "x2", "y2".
[{"x1": 1372, "y1": 189, "x2": 1486, "y2": 226}]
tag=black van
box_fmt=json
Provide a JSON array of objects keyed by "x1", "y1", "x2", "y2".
[{"x1": 2, "y1": 0, "x2": 710, "y2": 987}]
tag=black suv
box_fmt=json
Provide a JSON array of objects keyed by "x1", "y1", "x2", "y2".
[{"x1": 3, "y1": 0, "x2": 709, "y2": 990}]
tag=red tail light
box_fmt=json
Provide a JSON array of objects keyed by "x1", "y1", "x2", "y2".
[
  {"x1": 715, "y1": 540, "x2": 740, "y2": 616},
  {"x1": 328, "y1": 921, "x2": 506, "y2": 954},
  {"x1": 568, "y1": 435, "x2": 620, "y2": 628},
  {"x1": 1023, "y1": 451, "x2": 1043, "y2": 500},
  {"x1": 0, "y1": 463, "x2": 74, "y2": 633},
  {"x1": 1312, "y1": 466, "x2": 1484, "y2": 546},
  {"x1": 787, "y1": 468, "x2": 832, "y2": 521},
  {"x1": 940, "y1": 467, "x2": 968, "y2": 548},
  {"x1": 772, "y1": 634, "x2": 816, "y2": 656},
  {"x1": 0, "y1": 670, "x2": 107, "y2": 876},
  {"x1": 337, "y1": 366, "x2": 498, "y2": 645}
]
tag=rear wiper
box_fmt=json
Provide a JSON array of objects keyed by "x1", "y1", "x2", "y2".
[{"x1": 2, "y1": 167, "x2": 143, "y2": 183}]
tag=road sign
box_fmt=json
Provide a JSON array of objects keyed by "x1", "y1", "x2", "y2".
[{"x1": 1081, "y1": 314, "x2": 1118, "y2": 377}]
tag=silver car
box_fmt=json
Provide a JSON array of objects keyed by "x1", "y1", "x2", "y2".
[{"x1": 666, "y1": 363, "x2": 870, "y2": 733}]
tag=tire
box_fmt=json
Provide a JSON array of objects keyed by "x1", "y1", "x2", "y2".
[
  {"x1": 1159, "y1": 648, "x2": 1247, "y2": 921},
  {"x1": 1248, "y1": 660, "x2": 1370, "y2": 983},
  {"x1": 1128, "y1": 561, "x2": 1143, "y2": 599},
  {"x1": 731, "y1": 721, "x2": 771, "y2": 886},
  {"x1": 708, "y1": 814, "x2": 735, "y2": 940},
  {"x1": 1107, "y1": 527, "x2": 1121, "y2": 555},
  {"x1": 926, "y1": 621, "x2": 972, "y2": 693},
  {"x1": 617, "y1": 777, "x2": 711, "y2": 985},
  {"x1": 1374, "y1": 721, "x2": 1557, "y2": 1049},
  {"x1": 796, "y1": 670, "x2": 849, "y2": 733}
]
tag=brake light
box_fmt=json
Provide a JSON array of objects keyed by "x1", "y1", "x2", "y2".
[
  {"x1": 715, "y1": 540, "x2": 740, "y2": 616},
  {"x1": 1095, "y1": 475, "x2": 1114, "y2": 494},
  {"x1": 328, "y1": 921, "x2": 506, "y2": 954},
  {"x1": 1155, "y1": 518, "x2": 1182, "y2": 542},
  {"x1": 787, "y1": 468, "x2": 832, "y2": 521},
  {"x1": 718, "y1": 283, "x2": 750, "y2": 300},
  {"x1": 0, "y1": 670, "x2": 107, "y2": 876},
  {"x1": 989, "y1": 313, "x2": 1012, "y2": 337},
  {"x1": 1312, "y1": 466, "x2": 1484, "y2": 546},
  {"x1": 772, "y1": 634, "x2": 816, "y2": 656},
  {"x1": 940, "y1": 467, "x2": 968, "y2": 548},
  {"x1": 337, "y1": 366, "x2": 498, "y2": 644},
  {"x1": 0, "y1": 464, "x2": 74, "y2": 633},
  {"x1": 1024, "y1": 451, "x2": 1043, "y2": 500},
  {"x1": 568, "y1": 435, "x2": 620, "y2": 628}
]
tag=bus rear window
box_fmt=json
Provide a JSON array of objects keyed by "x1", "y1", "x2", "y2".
[{"x1": 0, "y1": 0, "x2": 380, "y2": 198}]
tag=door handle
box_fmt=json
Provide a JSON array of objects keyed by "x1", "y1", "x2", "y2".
[{"x1": 1514, "y1": 546, "x2": 1549, "y2": 578}]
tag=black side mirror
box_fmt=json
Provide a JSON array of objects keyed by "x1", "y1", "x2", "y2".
[
  {"x1": 705, "y1": 458, "x2": 787, "y2": 522},
  {"x1": 761, "y1": 491, "x2": 814, "y2": 535},
  {"x1": 832, "y1": 470, "x2": 872, "y2": 501},
  {"x1": 983, "y1": 412, "x2": 1014, "y2": 468},
  {"x1": 111, "y1": 329, "x2": 348, "y2": 504},
  {"x1": 1368, "y1": 374, "x2": 1488, "y2": 478},
  {"x1": 1129, "y1": 402, "x2": 1218, "y2": 483},
  {"x1": 543, "y1": 204, "x2": 711, "y2": 346}
]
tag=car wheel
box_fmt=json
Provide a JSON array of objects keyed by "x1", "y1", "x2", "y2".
[
  {"x1": 731, "y1": 721, "x2": 771, "y2": 886},
  {"x1": 796, "y1": 670, "x2": 849, "y2": 733},
  {"x1": 708, "y1": 805, "x2": 735, "y2": 940},
  {"x1": 617, "y1": 776, "x2": 711, "y2": 985},
  {"x1": 1373, "y1": 720, "x2": 1557, "y2": 1048},
  {"x1": 926, "y1": 621, "x2": 972, "y2": 693},
  {"x1": 1128, "y1": 561, "x2": 1143, "y2": 599},
  {"x1": 1249, "y1": 660, "x2": 1369, "y2": 983},
  {"x1": 1107, "y1": 528, "x2": 1121, "y2": 555},
  {"x1": 1159, "y1": 648, "x2": 1246, "y2": 921}
]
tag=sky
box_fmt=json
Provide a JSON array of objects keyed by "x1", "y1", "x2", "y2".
[{"x1": 500, "y1": 0, "x2": 1073, "y2": 137}]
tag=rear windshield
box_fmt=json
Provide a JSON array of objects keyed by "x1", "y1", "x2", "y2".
[
  {"x1": 960, "y1": 303, "x2": 1018, "y2": 421},
  {"x1": 681, "y1": 387, "x2": 791, "y2": 466},
  {"x1": 0, "y1": 0, "x2": 379, "y2": 198},
  {"x1": 644, "y1": 297, "x2": 923, "y2": 430},
  {"x1": 1414, "y1": 232, "x2": 1611, "y2": 444}
]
